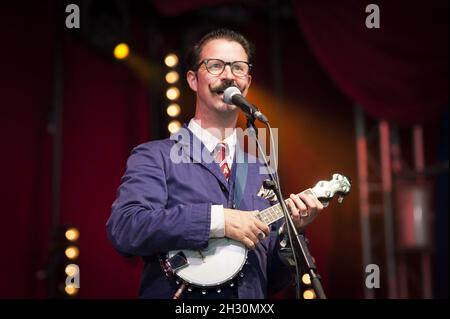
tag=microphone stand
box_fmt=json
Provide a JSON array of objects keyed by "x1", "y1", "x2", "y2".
[{"x1": 244, "y1": 113, "x2": 326, "y2": 299}]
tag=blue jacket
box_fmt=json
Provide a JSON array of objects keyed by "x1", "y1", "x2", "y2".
[{"x1": 106, "y1": 125, "x2": 292, "y2": 298}]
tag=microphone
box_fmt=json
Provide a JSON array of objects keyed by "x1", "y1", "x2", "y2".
[{"x1": 223, "y1": 87, "x2": 269, "y2": 124}]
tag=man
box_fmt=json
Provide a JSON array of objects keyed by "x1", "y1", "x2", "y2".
[{"x1": 106, "y1": 29, "x2": 323, "y2": 299}]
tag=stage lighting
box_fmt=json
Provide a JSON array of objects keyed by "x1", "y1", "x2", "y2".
[
  {"x1": 301, "y1": 273, "x2": 311, "y2": 285},
  {"x1": 65, "y1": 284, "x2": 79, "y2": 296},
  {"x1": 164, "y1": 53, "x2": 178, "y2": 67},
  {"x1": 165, "y1": 71, "x2": 179, "y2": 84},
  {"x1": 65, "y1": 246, "x2": 80, "y2": 260},
  {"x1": 166, "y1": 87, "x2": 180, "y2": 101},
  {"x1": 168, "y1": 120, "x2": 181, "y2": 134},
  {"x1": 114, "y1": 43, "x2": 129, "y2": 60},
  {"x1": 166, "y1": 104, "x2": 181, "y2": 117},
  {"x1": 65, "y1": 264, "x2": 79, "y2": 277},
  {"x1": 65, "y1": 227, "x2": 80, "y2": 242},
  {"x1": 303, "y1": 289, "x2": 316, "y2": 299}
]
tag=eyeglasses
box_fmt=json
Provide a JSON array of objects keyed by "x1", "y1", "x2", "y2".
[{"x1": 196, "y1": 59, "x2": 252, "y2": 77}]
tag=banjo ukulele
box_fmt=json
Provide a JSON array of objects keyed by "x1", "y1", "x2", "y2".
[{"x1": 162, "y1": 173, "x2": 351, "y2": 295}]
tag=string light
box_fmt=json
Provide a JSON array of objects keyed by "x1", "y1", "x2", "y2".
[
  {"x1": 164, "y1": 53, "x2": 178, "y2": 67},
  {"x1": 301, "y1": 273, "x2": 311, "y2": 285},
  {"x1": 303, "y1": 289, "x2": 316, "y2": 299},
  {"x1": 65, "y1": 228, "x2": 80, "y2": 242},
  {"x1": 166, "y1": 104, "x2": 181, "y2": 117},
  {"x1": 165, "y1": 71, "x2": 179, "y2": 84},
  {"x1": 166, "y1": 87, "x2": 180, "y2": 101},
  {"x1": 164, "y1": 53, "x2": 181, "y2": 134},
  {"x1": 65, "y1": 285, "x2": 79, "y2": 296},
  {"x1": 168, "y1": 120, "x2": 181, "y2": 134},
  {"x1": 65, "y1": 246, "x2": 80, "y2": 260},
  {"x1": 65, "y1": 264, "x2": 79, "y2": 277}
]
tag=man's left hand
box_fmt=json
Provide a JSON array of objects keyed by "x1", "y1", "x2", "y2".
[{"x1": 286, "y1": 193, "x2": 324, "y2": 230}]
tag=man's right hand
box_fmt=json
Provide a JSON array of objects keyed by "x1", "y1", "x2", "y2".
[{"x1": 223, "y1": 208, "x2": 270, "y2": 250}]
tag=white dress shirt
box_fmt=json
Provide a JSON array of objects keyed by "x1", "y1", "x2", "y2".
[{"x1": 188, "y1": 118, "x2": 236, "y2": 238}]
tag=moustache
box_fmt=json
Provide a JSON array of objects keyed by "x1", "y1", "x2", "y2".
[{"x1": 210, "y1": 80, "x2": 240, "y2": 94}]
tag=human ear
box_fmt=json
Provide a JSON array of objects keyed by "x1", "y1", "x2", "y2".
[
  {"x1": 242, "y1": 74, "x2": 252, "y2": 96},
  {"x1": 186, "y1": 70, "x2": 198, "y2": 92}
]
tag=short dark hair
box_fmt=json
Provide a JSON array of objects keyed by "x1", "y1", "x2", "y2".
[{"x1": 186, "y1": 28, "x2": 255, "y2": 71}]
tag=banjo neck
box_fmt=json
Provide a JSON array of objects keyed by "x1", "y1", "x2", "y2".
[
  {"x1": 255, "y1": 189, "x2": 316, "y2": 226},
  {"x1": 253, "y1": 174, "x2": 351, "y2": 226}
]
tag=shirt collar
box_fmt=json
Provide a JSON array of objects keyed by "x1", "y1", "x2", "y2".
[{"x1": 188, "y1": 118, "x2": 237, "y2": 154}]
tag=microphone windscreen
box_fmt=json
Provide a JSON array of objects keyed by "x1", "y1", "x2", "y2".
[{"x1": 223, "y1": 86, "x2": 241, "y2": 104}]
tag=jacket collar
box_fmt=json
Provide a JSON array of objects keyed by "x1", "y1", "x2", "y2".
[{"x1": 173, "y1": 124, "x2": 231, "y2": 190}]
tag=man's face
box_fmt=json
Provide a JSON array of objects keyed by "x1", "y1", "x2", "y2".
[{"x1": 187, "y1": 39, "x2": 252, "y2": 114}]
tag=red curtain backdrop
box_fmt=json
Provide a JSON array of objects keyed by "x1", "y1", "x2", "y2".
[
  {"x1": 0, "y1": 3, "x2": 149, "y2": 298},
  {"x1": 58, "y1": 35, "x2": 149, "y2": 298},
  {"x1": 293, "y1": 0, "x2": 449, "y2": 125},
  {"x1": 151, "y1": 0, "x2": 449, "y2": 124},
  {"x1": 151, "y1": 0, "x2": 251, "y2": 16},
  {"x1": 0, "y1": 3, "x2": 55, "y2": 298}
]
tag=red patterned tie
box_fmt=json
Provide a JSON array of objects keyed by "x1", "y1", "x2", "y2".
[{"x1": 215, "y1": 142, "x2": 230, "y2": 180}]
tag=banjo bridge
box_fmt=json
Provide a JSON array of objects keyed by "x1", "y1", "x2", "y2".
[{"x1": 197, "y1": 250, "x2": 206, "y2": 262}]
